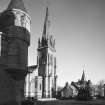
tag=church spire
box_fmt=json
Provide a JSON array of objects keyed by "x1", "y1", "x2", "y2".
[
  {"x1": 7, "y1": 0, "x2": 27, "y2": 13},
  {"x1": 81, "y1": 70, "x2": 86, "y2": 82},
  {"x1": 43, "y1": 6, "x2": 51, "y2": 37}
]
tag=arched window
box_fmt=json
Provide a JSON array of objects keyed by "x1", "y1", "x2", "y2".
[
  {"x1": 40, "y1": 84, "x2": 42, "y2": 90},
  {"x1": 35, "y1": 80, "x2": 37, "y2": 89},
  {"x1": 21, "y1": 15, "x2": 25, "y2": 27}
]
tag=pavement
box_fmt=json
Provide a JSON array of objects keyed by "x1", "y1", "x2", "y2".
[
  {"x1": 38, "y1": 98, "x2": 57, "y2": 101},
  {"x1": 35, "y1": 99, "x2": 105, "y2": 105}
]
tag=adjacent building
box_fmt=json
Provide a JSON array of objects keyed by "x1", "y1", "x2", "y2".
[
  {"x1": 0, "y1": 0, "x2": 30, "y2": 104},
  {"x1": 60, "y1": 82, "x2": 77, "y2": 99}
]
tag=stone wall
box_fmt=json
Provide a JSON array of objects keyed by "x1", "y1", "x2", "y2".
[{"x1": 0, "y1": 64, "x2": 25, "y2": 105}]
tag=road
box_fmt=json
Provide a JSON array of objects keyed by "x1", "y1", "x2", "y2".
[{"x1": 35, "y1": 99, "x2": 105, "y2": 105}]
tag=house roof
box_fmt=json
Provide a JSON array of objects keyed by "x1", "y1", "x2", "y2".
[{"x1": 7, "y1": 0, "x2": 27, "y2": 13}]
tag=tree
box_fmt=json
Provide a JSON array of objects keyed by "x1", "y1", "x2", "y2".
[{"x1": 97, "y1": 80, "x2": 105, "y2": 98}]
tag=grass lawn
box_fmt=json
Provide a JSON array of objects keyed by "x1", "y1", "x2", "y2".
[{"x1": 35, "y1": 99, "x2": 105, "y2": 105}]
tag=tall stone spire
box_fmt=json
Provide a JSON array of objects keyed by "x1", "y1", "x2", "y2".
[
  {"x1": 81, "y1": 70, "x2": 86, "y2": 82},
  {"x1": 43, "y1": 6, "x2": 51, "y2": 37},
  {"x1": 7, "y1": 0, "x2": 27, "y2": 13}
]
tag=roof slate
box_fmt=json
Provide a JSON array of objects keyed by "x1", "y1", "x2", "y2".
[{"x1": 7, "y1": 0, "x2": 27, "y2": 13}]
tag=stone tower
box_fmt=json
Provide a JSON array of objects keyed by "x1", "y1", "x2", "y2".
[
  {"x1": 0, "y1": 0, "x2": 30, "y2": 104},
  {"x1": 37, "y1": 7, "x2": 57, "y2": 98}
]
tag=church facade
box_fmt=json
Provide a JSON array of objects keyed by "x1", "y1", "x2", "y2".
[{"x1": 25, "y1": 7, "x2": 57, "y2": 99}]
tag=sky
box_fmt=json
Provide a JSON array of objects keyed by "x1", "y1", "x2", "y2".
[{"x1": 0, "y1": 0, "x2": 105, "y2": 86}]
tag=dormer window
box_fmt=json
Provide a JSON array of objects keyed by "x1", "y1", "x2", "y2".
[{"x1": 21, "y1": 15, "x2": 25, "y2": 27}]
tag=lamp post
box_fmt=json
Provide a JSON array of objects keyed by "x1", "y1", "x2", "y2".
[{"x1": 0, "y1": 32, "x2": 2, "y2": 56}]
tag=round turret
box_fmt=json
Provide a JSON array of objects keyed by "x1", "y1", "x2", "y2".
[{"x1": 0, "y1": 0, "x2": 30, "y2": 80}]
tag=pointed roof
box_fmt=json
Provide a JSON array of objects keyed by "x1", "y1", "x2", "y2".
[
  {"x1": 81, "y1": 70, "x2": 86, "y2": 82},
  {"x1": 43, "y1": 6, "x2": 51, "y2": 36},
  {"x1": 7, "y1": 0, "x2": 27, "y2": 13}
]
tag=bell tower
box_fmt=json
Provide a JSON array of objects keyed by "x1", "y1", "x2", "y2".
[
  {"x1": 37, "y1": 7, "x2": 57, "y2": 98},
  {"x1": 0, "y1": 0, "x2": 30, "y2": 104}
]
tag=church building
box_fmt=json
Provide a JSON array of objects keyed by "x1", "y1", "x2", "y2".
[{"x1": 25, "y1": 7, "x2": 57, "y2": 99}]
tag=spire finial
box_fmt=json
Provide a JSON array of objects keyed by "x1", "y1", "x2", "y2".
[{"x1": 45, "y1": 0, "x2": 50, "y2": 7}]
